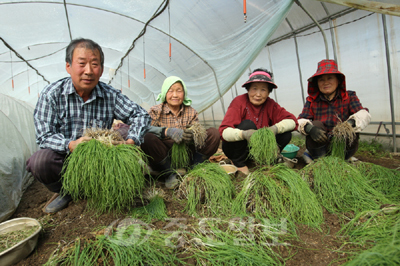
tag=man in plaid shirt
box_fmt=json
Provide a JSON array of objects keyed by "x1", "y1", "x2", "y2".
[
  {"x1": 298, "y1": 59, "x2": 371, "y2": 162},
  {"x1": 26, "y1": 38, "x2": 151, "y2": 213}
]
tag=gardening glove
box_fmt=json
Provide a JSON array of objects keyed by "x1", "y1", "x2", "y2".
[
  {"x1": 242, "y1": 129, "x2": 256, "y2": 142},
  {"x1": 305, "y1": 124, "x2": 327, "y2": 143},
  {"x1": 347, "y1": 118, "x2": 356, "y2": 128},
  {"x1": 268, "y1": 125, "x2": 278, "y2": 135},
  {"x1": 182, "y1": 125, "x2": 194, "y2": 144},
  {"x1": 165, "y1": 127, "x2": 184, "y2": 144}
]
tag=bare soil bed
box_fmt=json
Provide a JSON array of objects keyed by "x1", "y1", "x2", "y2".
[{"x1": 11, "y1": 151, "x2": 400, "y2": 266}]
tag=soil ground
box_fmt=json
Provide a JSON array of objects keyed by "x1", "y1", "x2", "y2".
[{"x1": 10, "y1": 149, "x2": 400, "y2": 266}]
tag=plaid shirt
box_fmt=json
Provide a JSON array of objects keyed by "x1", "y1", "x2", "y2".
[
  {"x1": 34, "y1": 77, "x2": 151, "y2": 152},
  {"x1": 298, "y1": 90, "x2": 365, "y2": 133},
  {"x1": 149, "y1": 103, "x2": 198, "y2": 129}
]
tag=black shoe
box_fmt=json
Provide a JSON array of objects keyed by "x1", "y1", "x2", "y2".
[{"x1": 44, "y1": 194, "x2": 72, "y2": 213}]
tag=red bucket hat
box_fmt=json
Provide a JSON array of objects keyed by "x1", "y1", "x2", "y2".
[
  {"x1": 308, "y1": 59, "x2": 345, "y2": 82},
  {"x1": 242, "y1": 71, "x2": 277, "y2": 89}
]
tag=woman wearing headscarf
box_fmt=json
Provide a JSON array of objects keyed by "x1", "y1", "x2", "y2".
[
  {"x1": 141, "y1": 76, "x2": 220, "y2": 189},
  {"x1": 297, "y1": 59, "x2": 371, "y2": 163},
  {"x1": 219, "y1": 68, "x2": 298, "y2": 175}
]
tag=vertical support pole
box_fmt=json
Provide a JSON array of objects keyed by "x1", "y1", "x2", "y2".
[
  {"x1": 285, "y1": 18, "x2": 305, "y2": 106},
  {"x1": 382, "y1": 14, "x2": 397, "y2": 152},
  {"x1": 211, "y1": 105, "x2": 217, "y2": 128}
]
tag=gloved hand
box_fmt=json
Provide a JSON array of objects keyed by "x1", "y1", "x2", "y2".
[
  {"x1": 182, "y1": 125, "x2": 194, "y2": 144},
  {"x1": 165, "y1": 128, "x2": 184, "y2": 143},
  {"x1": 268, "y1": 125, "x2": 278, "y2": 135},
  {"x1": 347, "y1": 118, "x2": 356, "y2": 128},
  {"x1": 305, "y1": 124, "x2": 327, "y2": 143},
  {"x1": 242, "y1": 129, "x2": 256, "y2": 142}
]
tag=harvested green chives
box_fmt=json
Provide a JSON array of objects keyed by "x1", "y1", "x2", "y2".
[
  {"x1": 178, "y1": 162, "x2": 235, "y2": 217},
  {"x1": 61, "y1": 139, "x2": 147, "y2": 213},
  {"x1": 170, "y1": 142, "x2": 191, "y2": 169},
  {"x1": 233, "y1": 165, "x2": 323, "y2": 228},
  {"x1": 131, "y1": 188, "x2": 168, "y2": 222},
  {"x1": 248, "y1": 127, "x2": 279, "y2": 165},
  {"x1": 301, "y1": 156, "x2": 390, "y2": 214},
  {"x1": 355, "y1": 162, "x2": 400, "y2": 202},
  {"x1": 330, "y1": 136, "x2": 346, "y2": 159}
]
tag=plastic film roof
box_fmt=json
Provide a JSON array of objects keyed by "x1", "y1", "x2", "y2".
[{"x1": 0, "y1": 0, "x2": 294, "y2": 112}]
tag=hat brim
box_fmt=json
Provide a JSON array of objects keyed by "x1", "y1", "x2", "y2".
[
  {"x1": 308, "y1": 71, "x2": 345, "y2": 82},
  {"x1": 242, "y1": 80, "x2": 278, "y2": 89}
]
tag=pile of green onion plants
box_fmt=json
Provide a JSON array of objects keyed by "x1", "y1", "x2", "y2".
[
  {"x1": 330, "y1": 119, "x2": 356, "y2": 160},
  {"x1": 301, "y1": 156, "x2": 390, "y2": 215},
  {"x1": 339, "y1": 205, "x2": 400, "y2": 246},
  {"x1": 232, "y1": 165, "x2": 324, "y2": 229},
  {"x1": 131, "y1": 187, "x2": 168, "y2": 222},
  {"x1": 340, "y1": 205, "x2": 400, "y2": 265},
  {"x1": 248, "y1": 127, "x2": 279, "y2": 165},
  {"x1": 62, "y1": 139, "x2": 148, "y2": 213},
  {"x1": 188, "y1": 219, "x2": 284, "y2": 266},
  {"x1": 177, "y1": 162, "x2": 235, "y2": 217},
  {"x1": 354, "y1": 162, "x2": 400, "y2": 202},
  {"x1": 45, "y1": 225, "x2": 186, "y2": 266},
  {"x1": 170, "y1": 142, "x2": 191, "y2": 169}
]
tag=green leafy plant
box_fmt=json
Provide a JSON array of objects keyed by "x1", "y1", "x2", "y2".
[
  {"x1": 178, "y1": 162, "x2": 235, "y2": 217},
  {"x1": 189, "y1": 219, "x2": 284, "y2": 265},
  {"x1": 45, "y1": 226, "x2": 185, "y2": 266},
  {"x1": 356, "y1": 139, "x2": 390, "y2": 158},
  {"x1": 355, "y1": 162, "x2": 400, "y2": 202},
  {"x1": 301, "y1": 157, "x2": 390, "y2": 214},
  {"x1": 233, "y1": 165, "x2": 323, "y2": 228},
  {"x1": 170, "y1": 142, "x2": 191, "y2": 169},
  {"x1": 62, "y1": 139, "x2": 147, "y2": 213},
  {"x1": 131, "y1": 188, "x2": 168, "y2": 222},
  {"x1": 248, "y1": 127, "x2": 279, "y2": 165},
  {"x1": 340, "y1": 205, "x2": 400, "y2": 265}
]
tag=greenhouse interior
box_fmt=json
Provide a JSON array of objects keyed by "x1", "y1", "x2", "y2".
[{"x1": 0, "y1": 0, "x2": 399, "y2": 264}]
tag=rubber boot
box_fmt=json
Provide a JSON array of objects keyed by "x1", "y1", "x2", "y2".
[
  {"x1": 43, "y1": 182, "x2": 72, "y2": 213},
  {"x1": 157, "y1": 156, "x2": 179, "y2": 189},
  {"x1": 308, "y1": 145, "x2": 327, "y2": 160},
  {"x1": 191, "y1": 152, "x2": 207, "y2": 167}
]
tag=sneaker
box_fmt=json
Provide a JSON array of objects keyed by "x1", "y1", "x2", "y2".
[
  {"x1": 44, "y1": 194, "x2": 72, "y2": 213},
  {"x1": 302, "y1": 150, "x2": 313, "y2": 164},
  {"x1": 165, "y1": 173, "x2": 179, "y2": 189}
]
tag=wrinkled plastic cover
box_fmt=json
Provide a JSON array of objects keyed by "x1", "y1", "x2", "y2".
[
  {"x1": 0, "y1": 94, "x2": 38, "y2": 222},
  {"x1": 0, "y1": 0, "x2": 293, "y2": 113}
]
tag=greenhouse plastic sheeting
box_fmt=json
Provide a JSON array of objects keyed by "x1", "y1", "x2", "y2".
[
  {"x1": 0, "y1": 0, "x2": 294, "y2": 113},
  {"x1": 0, "y1": 94, "x2": 37, "y2": 222}
]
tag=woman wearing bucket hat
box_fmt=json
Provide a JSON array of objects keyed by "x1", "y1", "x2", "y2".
[
  {"x1": 141, "y1": 76, "x2": 220, "y2": 189},
  {"x1": 297, "y1": 59, "x2": 371, "y2": 163},
  {"x1": 219, "y1": 68, "x2": 298, "y2": 175}
]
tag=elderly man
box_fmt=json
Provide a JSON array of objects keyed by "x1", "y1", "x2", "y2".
[{"x1": 26, "y1": 38, "x2": 151, "y2": 213}]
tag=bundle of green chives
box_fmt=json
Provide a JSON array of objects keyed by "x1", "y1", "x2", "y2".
[
  {"x1": 45, "y1": 228, "x2": 186, "y2": 266},
  {"x1": 178, "y1": 162, "x2": 235, "y2": 217},
  {"x1": 61, "y1": 139, "x2": 147, "y2": 213},
  {"x1": 330, "y1": 119, "x2": 356, "y2": 159},
  {"x1": 355, "y1": 162, "x2": 400, "y2": 202},
  {"x1": 340, "y1": 206, "x2": 400, "y2": 265},
  {"x1": 330, "y1": 136, "x2": 346, "y2": 159},
  {"x1": 301, "y1": 156, "x2": 390, "y2": 214},
  {"x1": 189, "y1": 220, "x2": 282, "y2": 265},
  {"x1": 248, "y1": 127, "x2": 279, "y2": 165},
  {"x1": 232, "y1": 165, "x2": 323, "y2": 228},
  {"x1": 170, "y1": 142, "x2": 191, "y2": 169},
  {"x1": 131, "y1": 188, "x2": 168, "y2": 222}
]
